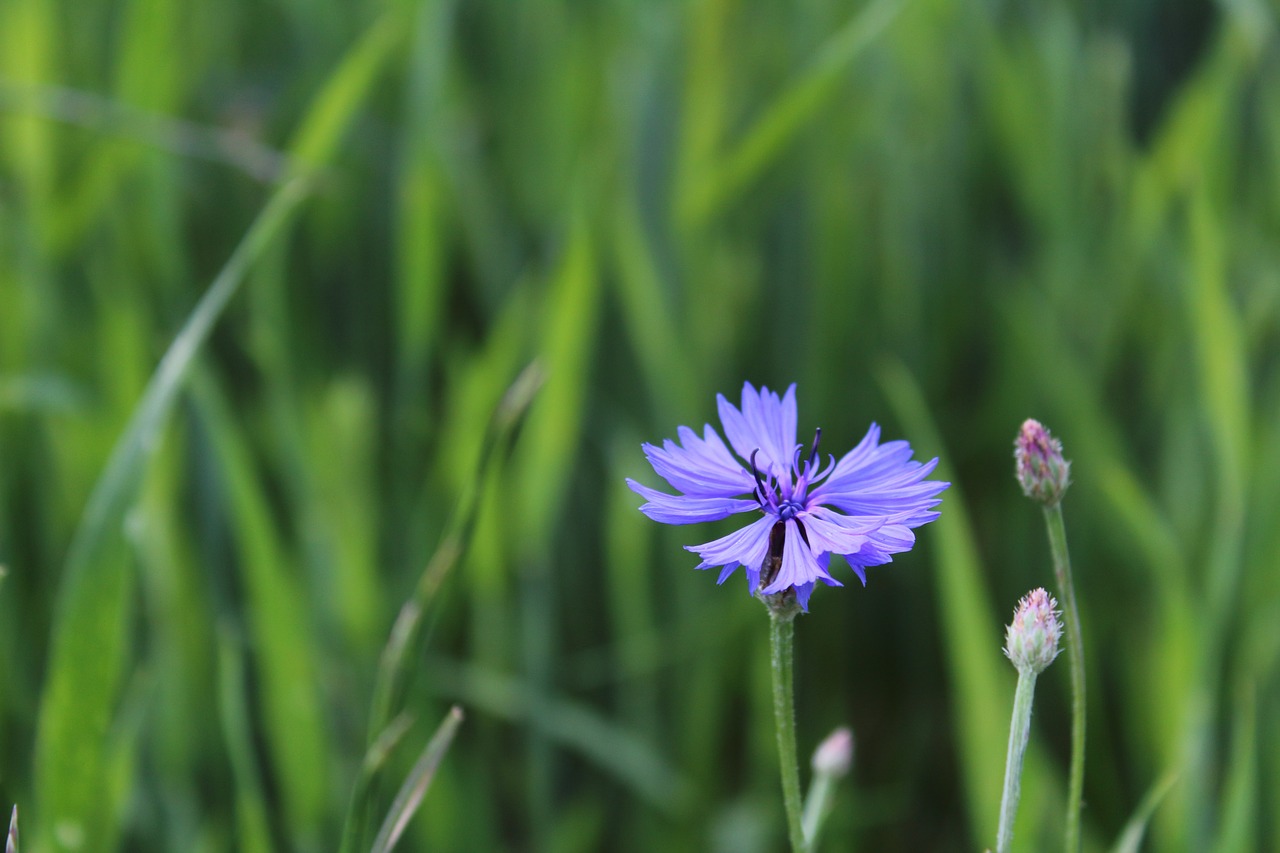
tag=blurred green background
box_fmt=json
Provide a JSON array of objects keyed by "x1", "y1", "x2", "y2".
[{"x1": 1, "y1": 0, "x2": 1277, "y2": 850}]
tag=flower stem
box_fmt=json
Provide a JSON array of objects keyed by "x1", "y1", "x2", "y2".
[
  {"x1": 997, "y1": 670, "x2": 1038, "y2": 853},
  {"x1": 770, "y1": 612, "x2": 807, "y2": 853},
  {"x1": 1044, "y1": 504, "x2": 1085, "y2": 853},
  {"x1": 800, "y1": 769, "x2": 835, "y2": 846}
]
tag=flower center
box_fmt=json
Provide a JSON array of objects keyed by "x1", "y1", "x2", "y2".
[
  {"x1": 778, "y1": 497, "x2": 804, "y2": 520},
  {"x1": 749, "y1": 427, "x2": 835, "y2": 520}
]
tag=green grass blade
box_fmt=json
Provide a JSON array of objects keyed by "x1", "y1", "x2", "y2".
[
  {"x1": 32, "y1": 171, "x2": 309, "y2": 852},
  {"x1": 0, "y1": 81, "x2": 292, "y2": 182},
  {"x1": 34, "y1": 8, "x2": 414, "y2": 845},
  {"x1": 682, "y1": 0, "x2": 906, "y2": 227},
  {"x1": 1110, "y1": 770, "x2": 1179, "y2": 853},
  {"x1": 369, "y1": 706, "x2": 465, "y2": 853},
  {"x1": 192, "y1": 369, "x2": 329, "y2": 843},
  {"x1": 287, "y1": 8, "x2": 408, "y2": 168},
  {"x1": 877, "y1": 358, "x2": 1054, "y2": 847},
  {"x1": 215, "y1": 629, "x2": 274, "y2": 853},
  {"x1": 424, "y1": 656, "x2": 694, "y2": 815},
  {"x1": 340, "y1": 364, "x2": 543, "y2": 853},
  {"x1": 512, "y1": 208, "x2": 599, "y2": 555},
  {"x1": 1213, "y1": 683, "x2": 1258, "y2": 853}
]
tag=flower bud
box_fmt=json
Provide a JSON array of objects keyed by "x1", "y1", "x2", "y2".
[
  {"x1": 811, "y1": 726, "x2": 854, "y2": 778},
  {"x1": 1004, "y1": 588, "x2": 1063, "y2": 675},
  {"x1": 1014, "y1": 419, "x2": 1070, "y2": 506}
]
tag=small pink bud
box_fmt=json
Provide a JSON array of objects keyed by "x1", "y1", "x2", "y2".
[
  {"x1": 1004, "y1": 588, "x2": 1063, "y2": 675},
  {"x1": 811, "y1": 726, "x2": 854, "y2": 778},
  {"x1": 1014, "y1": 419, "x2": 1070, "y2": 506}
]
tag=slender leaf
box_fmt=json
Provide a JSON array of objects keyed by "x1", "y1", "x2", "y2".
[
  {"x1": 1111, "y1": 770, "x2": 1179, "y2": 853},
  {"x1": 369, "y1": 706, "x2": 465, "y2": 853}
]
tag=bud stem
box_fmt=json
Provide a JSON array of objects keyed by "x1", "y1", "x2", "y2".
[
  {"x1": 769, "y1": 612, "x2": 808, "y2": 853},
  {"x1": 1044, "y1": 504, "x2": 1086, "y2": 853},
  {"x1": 801, "y1": 768, "x2": 836, "y2": 846},
  {"x1": 997, "y1": 670, "x2": 1038, "y2": 853}
]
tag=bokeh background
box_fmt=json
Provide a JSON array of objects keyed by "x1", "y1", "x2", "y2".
[{"x1": 1, "y1": 0, "x2": 1277, "y2": 850}]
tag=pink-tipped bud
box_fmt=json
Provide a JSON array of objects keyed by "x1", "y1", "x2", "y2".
[
  {"x1": 1004, "y1": 588, "x2": 1063, "y2": 675},
  {"x1": 811, "y1": 726, "x2": 854, "y2": 778},
  {"x1": 1014, "y1": 419, "x2": 1070, "y2": 506}
]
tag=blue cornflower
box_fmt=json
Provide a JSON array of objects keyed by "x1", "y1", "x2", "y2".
[{"x1": 627, "y1": 382, "x2": 949, "y2": 610}]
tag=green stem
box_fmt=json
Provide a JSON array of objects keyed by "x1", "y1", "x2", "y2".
[
  {"x1": 770, "y1": 612, "x2": 807, "y2": 853},
  {"x1": 800, "y1": 770, "x2": 835, "y2": 847},
  {"x1": 997, "y1": 670, "x2": 1038, "y2": 853},
  {"x1": 1044, "y1": 504, "x2": 1085, "y2": 853}
]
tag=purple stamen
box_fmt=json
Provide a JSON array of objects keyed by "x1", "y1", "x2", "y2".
[{"x1": 749, "y1": 449, "x2": 768, "y2": 505}]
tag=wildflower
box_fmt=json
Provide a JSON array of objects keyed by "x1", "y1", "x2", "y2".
[
  {"x1": 1004, "y1": 588, "x2": 1063, "y2": 676},
  {"x1": 1014, "y1": 419, "x2": 1070, "y2": 506},
  {"x1": 627, "y1": 382, "x2": 948, "y2": 610}
]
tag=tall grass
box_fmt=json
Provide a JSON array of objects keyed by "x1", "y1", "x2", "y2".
[{"x1": 0, "y1": 0, "x2": 1276, "y2": 850}]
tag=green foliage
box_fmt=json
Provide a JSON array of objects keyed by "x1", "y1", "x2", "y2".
[{"x1": 0, "y1": 0, "x2": 1276, "y2": 850}]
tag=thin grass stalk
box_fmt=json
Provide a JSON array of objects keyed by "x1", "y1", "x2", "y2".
[
  {"x1": 369, "y1": 706, "x2": 465, "y2": 853},
  {"x1": 338, "y1": 364, "x2": 543, "y2": 853}
]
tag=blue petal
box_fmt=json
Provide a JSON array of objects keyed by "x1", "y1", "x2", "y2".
[
  {"x1": 808, "y1": 426, "x2": 949, "y2": 535},
  {"x1": 685, "y1": 514, "x2": 775, "y2": 573},
  {"x1": 641, "y1": 424, "x2": 755, "y2": 498},
  {"x1": 798, "y1": 506, "x2": 876, "y2": 555},
  {"x1": 716, "y1": 382, "x2": 797, "y2": 476},
  {"x1": 626, "y1": 479, "x2": 757, "y2": 524},
  {"x1": 762, "y1": 519, "x2": 836, "y2": 595}
]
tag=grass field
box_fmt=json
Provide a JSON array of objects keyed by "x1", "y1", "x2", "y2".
[{"x1": 1, "y1": 0, "x2": 1277, "y2": 850}]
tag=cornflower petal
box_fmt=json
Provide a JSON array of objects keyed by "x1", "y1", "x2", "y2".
[
  {"x1": 812, "y1": 442, "x2": 948, "y2": 516},
  {"x1": 716, "y1": 562, "x2": 741, "y2": 584},
  {"x1": 762, "y1": 519, "x2": 833, "y2": 595},
  {"x1": 717, "y1": 383, "x2": 797, "y2": 475},
  {"x1": 626, "y1": 479, "x2": 757, "y2": 524},
  {"x1": 685, "y1": 514, "x2": 776, "y2": 571},
  {"x1": 641, "y1": 423, "x2": 755, "y2": 497},
  {"x1": 799, "y1": 507, "x2": 874, "y2": 557}
]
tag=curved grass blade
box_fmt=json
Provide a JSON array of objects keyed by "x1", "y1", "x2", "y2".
[
  {"x1": 877, "y1": 358, "x2": 1059, "y2": 847},
  {"x1": 1111, "y1": 770, "x2": 1179, "y2": 853},
  {"x1": 339, "y1": 363, "x2": 544, "y2": 853},
  {"x1": 680, "y1": 0, "x2": 906, "y2": 228},
  {"x1": 0, "y1": 81, "x2": 292, "y2": 182},
  {"x1": 33, "y1": 173, "x2": 310, "y2": 852},
  {"x1": 34, "y1": 8, "x2": 411, "y2": 847},
  {"x1": 1213, "y1": 682, "x2": 1258, "y2": 853},
  {"x1": 369, "y1": 706, "x2": 465, "y2": 853},
  {"x1": 423, "y1": 656, "x2": 693, "y2": 816},
  {"x1": 7, "y1": 805, "x2": 16, "y2": 853},
  {"x1": 192, "y1": 368, "x2": 331, "y2": 839}
]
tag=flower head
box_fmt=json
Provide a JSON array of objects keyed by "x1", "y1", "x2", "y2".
[
  {"x1": 627, "y1": 383, "x2": 948, "y2": 610},
  {"x1": 1014, "y1": 419, "x2": 1070, "y2": 506},
  {"x1": 1004, "y1": 588, "x2": 1063, "y2": 675}
]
